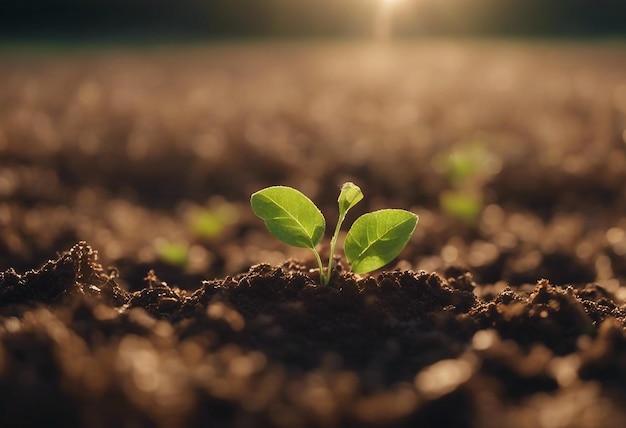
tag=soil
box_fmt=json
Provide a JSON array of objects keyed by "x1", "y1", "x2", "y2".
[{"x1": 1, "y1": 41, "x2": 626, "y2": 427}]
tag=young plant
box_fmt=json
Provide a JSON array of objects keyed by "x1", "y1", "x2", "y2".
[
  {"x1": 439, "y1": 190, "x2": 483, "y2": 225},
  {"x1": 433, "y1": 141, "x2": 500, "y2": 225},
  {"x1": 250, "y1": 182, "x2": 418, "y2": 285},
  {"x1": 157, "y1": 242, "x2": 189, "y2": 267}
]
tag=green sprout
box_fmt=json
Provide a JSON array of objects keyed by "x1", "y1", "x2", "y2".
[
  {"x1": 250, "y1": 182, "x2": 418, "y2": 285},
  {"x1": 433, "y1": 141, "x2": 500, "y2": 225},
  {"x1": 443, "y1": 146, "x2": 484, "y2": 188},
  {"x1": 188, "y1": 199, "x2": 240, "y2": 240},
  {"x1": 158, "y1": 242, "x2": 189, "y2": 267},
  {"x1": 439, "y1": 191, "x2": 483, "y2": 225}
]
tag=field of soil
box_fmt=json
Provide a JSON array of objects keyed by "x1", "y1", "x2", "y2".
[{"x1": 1, "y1": 40, "x2": 626, "y2": 427}]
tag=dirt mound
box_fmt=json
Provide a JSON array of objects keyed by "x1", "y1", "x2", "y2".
[{"x1": 1, "y1": 242, "x2": 625, "y2": 427}]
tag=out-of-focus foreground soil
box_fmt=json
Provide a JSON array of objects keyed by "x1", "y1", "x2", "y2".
[{"x1": 1, "y1": 41, "x2": 626, "y2": 427}]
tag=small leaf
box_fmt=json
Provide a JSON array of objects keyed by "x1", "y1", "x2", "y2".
[
  {"x1": 338, "y1": 182, "x2": 363, "y2": 219},
  {"x1": 251, "y1": 186, "x2": 325, "y2": 249},
  {"x1": 345, "y1": 209, "x2": 418, "y2": 274}
]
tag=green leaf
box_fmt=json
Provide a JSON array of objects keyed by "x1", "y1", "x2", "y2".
[
  {"x1": 344, "y1": 209, "x2": 418, "y2": 274},
  {"x1": 250, "y1": 186, "x2": 325, "y2": 249},
  {"x1": 338, "y1": 182, "x2": 363, "y2": 219}
]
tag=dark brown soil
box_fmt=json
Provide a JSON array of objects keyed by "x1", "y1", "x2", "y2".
[
  {"x1": 2, "y1": 242, "x2": 626, "y2": 427},
  {"x1": 1, "y1": 41, "x2": 626, "y2": 427}
]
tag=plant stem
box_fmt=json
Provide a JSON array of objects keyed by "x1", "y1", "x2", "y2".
[
  {"x1": 311, "y1": 247, "x2": 327, "y2": 285},
  {"x1": 326, "y1": 212, "x2": 347, "y2": 285}
]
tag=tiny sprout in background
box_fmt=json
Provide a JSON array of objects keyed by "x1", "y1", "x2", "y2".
[
  {"x1": 157, "y1": 242, "x2": 189, "y2": 267},
  {"x1": 432, "y1": 141, "x2": 501, "y2": 188},
  {"x1": 439, "y1": 191, "x2": 483, "y2": 225},
  {"x1": 432, "y1": 140, "x2": 501, "y2": 224},
  {"x1": 188, "y1": 198, "x2": 240, "y2": 240},
  {"x1": 251, "y1": 182, "x2": 418, "y2": 285}
]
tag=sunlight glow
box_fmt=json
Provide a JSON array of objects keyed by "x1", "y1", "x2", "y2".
[{"x1": 373, "y1": 0, "x2": 404, "y2": 41}]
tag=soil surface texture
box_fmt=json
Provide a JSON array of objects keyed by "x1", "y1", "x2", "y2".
[{"x1": 1, "y1": 41, "x2": 626, "y2": 427}]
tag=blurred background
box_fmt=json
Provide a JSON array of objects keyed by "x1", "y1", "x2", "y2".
[
  {"x1": 0, "y1": 0, "x2": 625, "y2": 40},
  {"x1": 1, "y1": 0, "x2": 626, "y2": 292}
]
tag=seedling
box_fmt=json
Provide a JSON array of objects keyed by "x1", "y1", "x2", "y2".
[
  {"x1": 189, "y1": 203, "x2": 239, "y2": 240},
  {"x1": 158, "y1": 242, "x2": 189, "y2": 267},
  {"x1": 433, "y1": 141, "x2": 500, "y2": 224},
  {"x1": 439, "y1": 191, "x2": 483, "y2": 225},
  {"x1": 250, "y1": 182, "x2": 418, "y2": 285}
]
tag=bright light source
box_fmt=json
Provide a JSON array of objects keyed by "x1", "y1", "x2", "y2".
[{"x1": 373, "y1": 0, "x2": 403, "y2": 41}]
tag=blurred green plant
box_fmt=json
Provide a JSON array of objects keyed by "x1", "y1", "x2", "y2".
[
  {"x1": 250, "y1": 182, "x2": 418, "y2": 285},
  {"x1": 157, "y1": 242, "x2": 189, "y2": 267},
  {"x1": 443, "y1": 145, "x2": 485, "y2": 187},
  {"x1": 433, "y1": 140, "x2": 500, "y2": 225},
  {"x1": 188, "y1": 199, "x2": 239, "y2": 240},
  {"x1": 439, "y1": 191, "x2": 483, "y2": 225}
]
